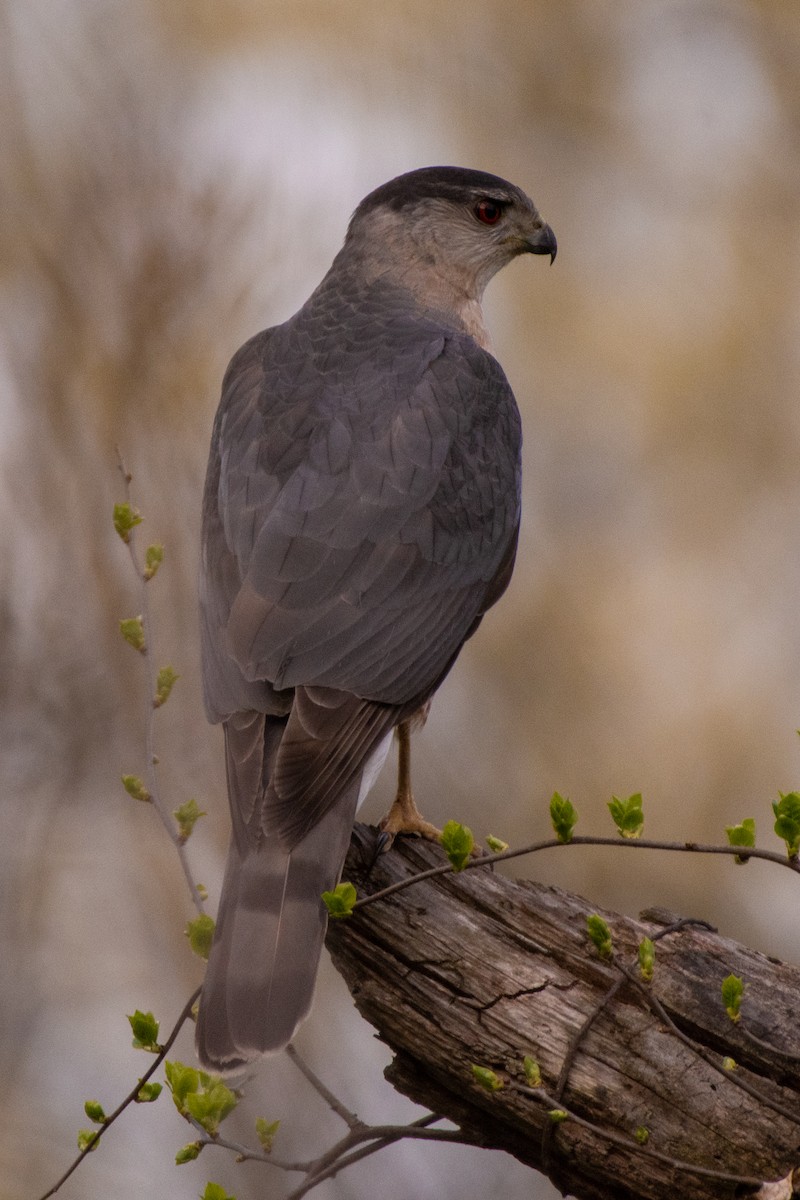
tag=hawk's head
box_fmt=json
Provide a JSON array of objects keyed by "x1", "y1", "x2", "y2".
[{"x1": 346, "y1": 165, "x2": 556, "y2": 300}]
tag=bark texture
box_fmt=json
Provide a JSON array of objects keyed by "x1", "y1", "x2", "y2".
[{"x1": 325, "y1": 824, "x2": 800, "y2": 1200}]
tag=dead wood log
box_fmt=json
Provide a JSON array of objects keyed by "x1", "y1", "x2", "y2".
[{"x1": 325, "y1": 824, "x2": 800, "y2": 1200}]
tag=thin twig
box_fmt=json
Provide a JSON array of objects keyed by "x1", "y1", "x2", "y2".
[
  {"x1": 286, "y1": 1042, "x2": 361, "y2": 1129},
  {"x1": 540, "y1": 973, "x2": 626, "y2": 1173},
  {"x1": 191, "y1": 1066, "x2": 461, "y2": 1199},
  {"x1": 190, "y1": 1124, "x2": 310, "y2": 1172},
  {"x1": 617, "y1": 961, "x2": 800, "y2": 1129},
  {"x1": 38, "y1": 987, "x2": 201, "y2": 1200},
  {"x1": 353, "y1": 833, "x2": 800, "y2": 911},
  {"x1": 517, "y1": 1085, "x2": 765, "y2": 1190},
  {"x1": 647, "y1": 916, "x2": 717, "y2": 941},
  {"x1": 115, "y1": 449, "x2": 205, "y2": 914},
  {"x1": 738, "y1": 1023, "x2": 800, "y2": 1063},
  {"x1": 284, "y1": 1118, "x2": 467, "y2": 1200},
  {"x1": 533, "y1": 913, "x2": 800, "y2": 1185}
]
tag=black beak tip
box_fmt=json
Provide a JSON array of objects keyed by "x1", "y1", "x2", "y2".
[{"x1": 529, "y1": 222, "x2": 557, "y2": 264}]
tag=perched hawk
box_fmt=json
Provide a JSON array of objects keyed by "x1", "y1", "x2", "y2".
[{"x1": 196, "y1": 166, "x2": 556, "y2": 1070}]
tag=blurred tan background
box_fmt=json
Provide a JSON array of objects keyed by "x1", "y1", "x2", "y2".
[{"x1": 2, "y1": 1, "x2": 799, "y2": 1197}]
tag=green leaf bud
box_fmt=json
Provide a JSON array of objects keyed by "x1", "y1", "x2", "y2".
[
  {"x1": 153, "y1": 665, "x2": 179, "y2": 708},
  {"x1": 471, "y1": 1064, "x2": 504, "y2": 1092},
  {"x1": 721, "y1": 974, "x2": 745, "y2": 1023},
  {"x1": 255, "y1": 1117, "x2": 281, "y2": 1152},
  {"x1": 440, "y1": 820, "x2": 474, "y2": 871},
  {"x1": 186, "y1": 914, "x2": 215, "y2": 960},
  {"x1": 143, "y1": 543, "x2": 164, "y2": 581},
  {"x1": 174, "y1": 797, "x2": 206, "y2": 843},
  {"x1": 127, "y1": 1009, "x2": 160, "y2": 1052},
  {"x1": 321, "y1": 881, "x2": 357, "y2": 918},
  {"x1": 113, "y1": 502, "x2": 142, "y2": 543},
  {"x1": 550, "y1": 792, "x2": 576, "y2": 843},
  {"x1": 586, "y1": 914, "x2": 613, "y2": 960},
  {"x1": 608, "y1": 793, "x2": 644, "y2": 839},
  {"x1": 175, "y1": 1142, "x2": 202, "y2": 1164},
  {"x1": 122, "y1": 774, "x2": 151, "y2": 803},
  {"x1": 119, "y1": 615, "x2": 146, "y2": 653}
]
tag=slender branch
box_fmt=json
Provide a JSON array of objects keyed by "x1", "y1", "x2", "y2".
[
  {"x1": 738, "y1": 1023, "x2": 800, "y2": 1063},
  {"x1": 617, "y1": 961, "x2": 800, "y2": 1129},
  {"x1": 353, "y1": 834, "x2": 800, "y2": 911},
  {"x1": 540, "y1": 974, "x2": 626, "y2": 1173},
  {"x1": 115, "y1": 449, "x2": 205, "y2": 915},
  {"x1": 646, "y1": 916, "x2": 717, "y2": 941},
  {"x1": 190, "y1": 1124, "x2": 310, "y2": 1172},
  {"x1": 284, "y1": 1117, "x2": 467, "y2": 1200},
  {"x1": 38, "y1": 987, "x2": 201, "y2": 1200},
  {"x1": 517, "y1": 1085, "x2": 765, "y2": 1190},
  {"x1": 535, "y1": 912, "x2": 800, "y2": 1189},
  {"x1": 190, "y1": 1074, "x2": 465, "y2": 1200},
  {"x1": 286, "y1": 1042, "x2": 361, "y2": 1129}
]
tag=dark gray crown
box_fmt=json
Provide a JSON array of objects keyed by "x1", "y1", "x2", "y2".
[{"x1": 353, "y1": 166, "x2": 523, "y2": 221}]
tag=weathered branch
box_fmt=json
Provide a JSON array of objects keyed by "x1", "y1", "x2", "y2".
[{"x1": 326, "y1": 825, "x2": 800, "y2": 1200}]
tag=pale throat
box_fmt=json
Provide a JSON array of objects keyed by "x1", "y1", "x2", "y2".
[
  {"x1": 441, "y1": 291, "x2": 493, "y2": 353},
  {"x1": 350, "y1": 209, "x2": 497, "y2": 353}
]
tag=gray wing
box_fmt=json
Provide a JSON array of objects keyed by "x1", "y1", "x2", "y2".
[
  {"x1": 202, "y1": 318, "x2": 522, "y2": 723},
  {"x1": 197, "y1": 312, "x2": 521, "y2": 1069}
]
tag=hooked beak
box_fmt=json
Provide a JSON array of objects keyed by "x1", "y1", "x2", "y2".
[{"x1": 526, "y1": 221, "x2": 557, "y2": 264}]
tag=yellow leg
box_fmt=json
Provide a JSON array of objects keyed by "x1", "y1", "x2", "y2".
[{"x1": 378, "y1": 721, "x2": 442, "y2": 849}]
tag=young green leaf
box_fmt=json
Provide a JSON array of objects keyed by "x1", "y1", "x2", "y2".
[
  {"x1": 83, "y1": 1100, "x2": 106, "y2": 1124},
  {"x1": 485, "y1": 834, "x2": 509, "y2": 854},
  {"x1": 153, "y1": 665, "x2": 179, "y2": 708},
  {"x1": 471, "y1": 1065, "x2": 504, "y2": 1092},
  {"x1": 165, "y1": 1060, "x2": 200, "y2": 1115},
  {"x1": 186, "y1": 1079, "x2": 238, "y2": 1135},
  {"x1": 322, "y1": 880, "x2": 358, "y2": 918},
  {"x1": 113, "y1": 502, "x2": 142, "y2": 543},
  {"x1": 127, "y1": 1009, "x2": 160, "y2": 1052},
  {"x1": 721, "y1": 974, "x2": 745, "y2": 1022},
  {"x1": 201, "y1": 1185, "x2": 235, "y2": 1200},
  {"x1": 175, "y1": 1142, "x2": 202, "y2": 1164},
  {"x1": 586, "y1": 914, "x2": 613, "y2": 960},
  {"x1": 725, "y1": 817, "x2": 756, "y2": 864},
  {"x1": 136, "y1": 1080, "x2": 162, "y2": 1103},
  {"x1": 440, "y1": 820, "x2": 474, "y2": 870},
  {"x1": 638, "y1": 937, "x2": 655, "y2": 982},
  {"x1": 608, "y1": 792, "x2": 644, "y2": 839},
  {"x1": 548, "y1": 1109, "x2": 569, "y2": 1124},
  {"x1": 255, "y1": 1117, "x2": 281, "y2": 1153},
  {"x1": 121, "y1": 774, "x2": 151, "y2": 803},
  {"x1": 722, "y1": 1057, "x2": 738, "y2": 1071},
  {"x1": 174, "y1": 797, "x2": 206, "y2": 843},
  {"x1": 635, "y1": 1126, "x2": 650, "y2": 1145},
  {"x1": 550, "y1": 792, "x2": 576, "y2": 843},
  {"x1": 773, "y1": 792, "x2": 800, "y2": 858},
  {"x1": 186, "y1": 914, "x2": 215, "y2": 960},
  {"x1": 77, "y1": 1129, "x2": 100, "y2": 1152},
  {"x1": 522, "y1": 1056, "x2": 542, "y2": 1087},
  {"x1": 119, "y1": 615, "x2": 146, "y2": 654},
  {"x1": 143, "y1": 543, "x2": 164, "y2": 581}
]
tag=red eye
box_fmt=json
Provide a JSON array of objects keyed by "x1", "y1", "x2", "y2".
[{"x1": 474, "y1": 199, "x2": 503, "y2": 225}]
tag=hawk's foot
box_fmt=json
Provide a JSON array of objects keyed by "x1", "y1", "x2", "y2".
[{"x1": 378, "y1": 788, "x2": 442, "y2": 853}]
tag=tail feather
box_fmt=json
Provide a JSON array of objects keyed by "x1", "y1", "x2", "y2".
[{"x1": 196, "y1": 783, "x2": 358, "y2": 1071}]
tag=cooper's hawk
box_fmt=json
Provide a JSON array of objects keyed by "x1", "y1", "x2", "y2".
[{"x1": 196, "y1": 166, "x2": 556, "y2": 1070}]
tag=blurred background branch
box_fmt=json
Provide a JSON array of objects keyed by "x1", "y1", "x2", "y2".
[{"x1": 1, "y1": 1, "x2": 799, "y2": 1198}]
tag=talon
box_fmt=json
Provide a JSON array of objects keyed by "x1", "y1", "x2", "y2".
[
  {"x1": 379, "y1": 797, "x2": 442, "y2": 845},
  {"x1": 373, "y1": 828, "x2": 394, "y2": 858}
]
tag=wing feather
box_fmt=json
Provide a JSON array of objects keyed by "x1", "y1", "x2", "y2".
[{"x1": 202, "y1": 305, "x2": 521, "y2": 719}]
